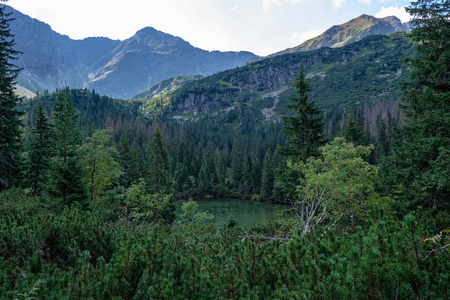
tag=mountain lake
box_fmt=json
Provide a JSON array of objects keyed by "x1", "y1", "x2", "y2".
[{"x1": 175, "y1": 198, "x2": 285, "y2": 227}]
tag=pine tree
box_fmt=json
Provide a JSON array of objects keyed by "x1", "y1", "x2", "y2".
[
  {"x1": 27, "y1": 103, "x2": 53, "y2": 196},
  {"x1": 279, "y1": 65, "x2": 325, "y2": 161},
  {"x1": 387, "y1": 0, "x2": 450, "y2": 211},
  {"x1": 47, "y1": 88, "x2": 87, "y2": 205},
  {"x1": 0, "y1": 5, "x2": 22, "y2": 190}
]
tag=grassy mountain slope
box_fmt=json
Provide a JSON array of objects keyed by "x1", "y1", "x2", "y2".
[
  {"x1": 273, "y1": 14, "x2": 410, "y2": 57},
  {"x1": 132, "y1": 75, "x2": 205, "y2": 99},
  {"x1": 141, "y1": 32, "x2": 413, "y2": 136}
]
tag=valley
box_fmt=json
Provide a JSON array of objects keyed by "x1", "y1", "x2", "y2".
[{"x1": 1, "y1": 1, "x2": 449, "y2": 298}]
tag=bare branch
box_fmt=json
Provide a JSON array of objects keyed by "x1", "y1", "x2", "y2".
[{"x1": 421, "y1": 244, "x2": 450, "y2": 261}]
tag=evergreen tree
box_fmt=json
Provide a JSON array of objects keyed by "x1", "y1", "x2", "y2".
[
  {"x1": 231, "y1": 133, "x2": 244, "y2": 188},
  {"x1": 198, "y1": 141, "x2": 216, "y2": 194},
  {"x1": 26, "y1": 103, "x2": 53, "y2": 196},
  {"x1": 239, "y1": 151, "x2": 253, "y2": 195},
  {"x1": 214, "y1": 148, "x2": 225, "y2": 193},
  {"x1": 342, "y1": 111, "x2": 365, "y2": 146},
  {"x1": 128, "y1": 141, "x2": 142, "y2": 183},
  {"x1": 0, "y1": 5, "x2": 21, "y2": 190},
  {"x1": 145, "y1": 124, "x2": 173, "y2": 194},
  {"x1": 119, "y1": 129, "x2": 141, "y2": 188},
  {"x1": 260, "y1": 149, "x2": 274, "y2": 200},
  {"x1": 277, "y1": 65, "x2": 326, "y2": 203},
  {"x1": 47, "y1": 88, "x2": 87, "y2": 205},
  {"x1": 174, "y1": 141, "x2": 189, "y2": 192},
  {"x1": 145, "y1": 124, "x2": 175, "y2": 223},
  {"x1": 279, "y1": 65, "x2": 325, "y2": 161},
  {"x1": 387, "y1": 0, "x2": 450, "y2": 212}
]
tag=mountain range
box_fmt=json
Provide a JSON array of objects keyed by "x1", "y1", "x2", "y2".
[
  {"x1": 8, "y1": 5, "x2": 411, "y2": 101},
  {"x1": 6, "y1": 5, "x2": 256, "y2": 99}
]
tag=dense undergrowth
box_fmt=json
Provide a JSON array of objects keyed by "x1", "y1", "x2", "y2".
[{"x1": 1, "y1": 189, "x2": 449, "y2": 299}]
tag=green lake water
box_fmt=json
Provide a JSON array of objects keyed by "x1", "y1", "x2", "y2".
[{"x1": 175, "y1": 198, "x2": 283, "y2": 227}]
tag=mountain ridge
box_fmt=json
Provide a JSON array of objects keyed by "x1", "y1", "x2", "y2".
[
  {"x1": 138, "y1": 32, "x2": 414, "y2": 138},
  {"x1": 6, "y1": 5, "x2": 257, "y2": 99},
  {"x1": 270, "y1": 14, "x2": 410, "y2": 58}
]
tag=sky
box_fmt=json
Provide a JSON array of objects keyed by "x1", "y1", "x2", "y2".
[{"x1": 7, "y1": 0, "x2": 412, "y2": 56}]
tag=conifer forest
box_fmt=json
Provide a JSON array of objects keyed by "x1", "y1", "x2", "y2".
[{"x1": 0, "y1": 0, "x2": 449, "y2": 298}]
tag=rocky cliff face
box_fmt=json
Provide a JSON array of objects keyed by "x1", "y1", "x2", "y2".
[
  {"x1": 165, "y1": 32, "x2": 413, "y2": 131},
  {"x1": 6, "y1": 6, "x2": 257, "y2": 99},
  {"x1": 170, "y1": 47, "x2": 347, "y2": 114}
]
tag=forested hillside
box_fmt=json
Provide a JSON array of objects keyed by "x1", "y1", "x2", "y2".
[{"x1": 1, "y1": 0, "x2": 449, "y2": 298}]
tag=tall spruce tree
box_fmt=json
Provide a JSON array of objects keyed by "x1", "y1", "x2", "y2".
[
  {"x1": 342, "y1": 112, "x2": 365, "y2": 146},
  {"x1": 0, "y1": 5, "x2": 21, "y2": 190},
  {"x1": 47, "y1": 88, "x2": 87, "y2": 205},
  {"x1": 144, "y1": 124, "x2": 175, "y2": 223},
  {"x1": 260, "y1": 149, "x2": 274, "y2": 200},
  {"x1": 145, "y1": 124, "x2": 173, "y2": 194},
  {"x1": 231, "y1": 132, "x2": 244, "y2": 188},
  {"x1": 27, "y1": 103, "x2": 53, "y2": 196},
  {"x1": 198, "y1": 141, "x2": 216, "y2": 194},
  {"x1": 279, "y1": 65, "x2": 325, "y2": 161},
  {"x1": 174, "y1": 141, "x2": 189, "y2": 192},
  {"x1": 119, "y1": 129, "x2": 141, "y2": 188},
  {"x1": 387, "y1": 0, "x2": 450, "y2": 212},
  {"x1": 277, "y1": 65, "x2": 326, "y2": 202}
]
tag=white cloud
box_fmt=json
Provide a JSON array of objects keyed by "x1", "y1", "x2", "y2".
[
  {"x1": 263, "y1": 0, "x2": 302, "y2": 12},
  {"x1": 332, "y1": 0, "x2": 346, "y2": 10},
  {"x1": 358, "y1": 0, "x2": 371, "y2": 5},
  {"x1": 375, "y1": 6, "x2": 412, "y2": 23},
  {"x1": 289, "y1": 29, "x2": 323, "y2": 45},
  {"x1": 230, "y1": 6, "x2": 238, "y2": 11}
]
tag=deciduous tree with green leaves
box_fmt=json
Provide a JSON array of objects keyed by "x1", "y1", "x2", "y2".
[
  {"x1": 80, "y1": 128, "x2": 122, "y2": 202},
  {"x1": 121, "y1": 179, "x2": 175, "y2": 227},
  {"x1": 289, "y1": 137, "x2": 381, "y2": 235}
]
